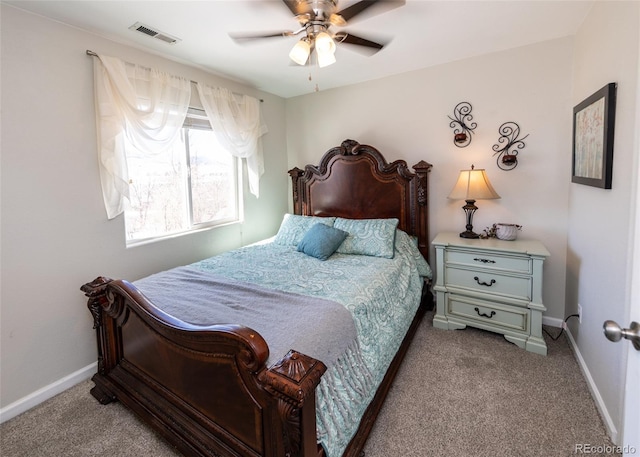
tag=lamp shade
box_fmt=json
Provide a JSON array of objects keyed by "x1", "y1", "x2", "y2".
[
  {"x1": 448, "y1": 166, "x2": 500, "y2": 201},
  {"x1": 289, "y1": 39, "x2": 310, "y2": 66}
]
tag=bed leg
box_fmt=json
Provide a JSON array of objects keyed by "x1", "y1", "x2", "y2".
[
  {"x1": 420, "y1": 280, "x2": 435, "y2": 311},
  {"x1": 89, "y1": 375, "x2": 116, "y2": 405},
  {"x1": 90, "y1": 384, "x2": 116, "y2": 405}
]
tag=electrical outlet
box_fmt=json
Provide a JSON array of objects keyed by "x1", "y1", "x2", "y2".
[{"x1": 578, "y1": 304, "x2": 583, "y2": 324}]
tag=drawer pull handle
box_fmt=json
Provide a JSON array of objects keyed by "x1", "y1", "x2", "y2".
[
  {"x1": 474, "y1": 276, "x2": 496, "y2": 287},
  {"x1": 473, "y1": 257, "x2": 496, "y2": 264},
  {"x1": 475, "y1": 307, "x2": 496, "y2": 319}
]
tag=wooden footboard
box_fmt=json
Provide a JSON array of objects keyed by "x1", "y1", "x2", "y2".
[
  {"x1": 82, "y1": 275, "x2": 427, "y2": 457},
  {"x1": 82, "y1": 276, "x2": 327, "y2": 457}
]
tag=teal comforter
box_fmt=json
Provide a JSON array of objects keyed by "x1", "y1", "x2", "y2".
[{"x1": 190, "y1": 229, "x2": 430, "y2": 457}]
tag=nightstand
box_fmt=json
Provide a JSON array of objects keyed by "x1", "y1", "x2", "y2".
[{"x1": 432, "y1": 232, "x2": 550, "y2": 355}]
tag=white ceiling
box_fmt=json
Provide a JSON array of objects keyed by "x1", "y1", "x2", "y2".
[{"x1": 5, "y1": 0, "x2": 594, "y2": 98}]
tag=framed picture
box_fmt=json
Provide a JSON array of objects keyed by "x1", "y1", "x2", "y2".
[{"x1": 572, "y1": 82, "x2": 617, "y2": 189}]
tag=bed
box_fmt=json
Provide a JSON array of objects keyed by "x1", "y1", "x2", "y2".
[{"x1": 81, "y1": 139, "x2": 433, "y2": 457}]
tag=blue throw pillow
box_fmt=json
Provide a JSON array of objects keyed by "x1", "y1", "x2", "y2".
[{"x1": 297, "y1": 223, "x2": 348, "y2": 260}]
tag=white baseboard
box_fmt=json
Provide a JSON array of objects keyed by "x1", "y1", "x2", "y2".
[
  {"x1": 543, "y1": 316, "x2": 564, "y2": 328},
  {"x1": 0, "y1": 362, "x2": 96, "y2": 424},
  {"x1": 563, "y1": 327, "x2": 619, "y2": 444}
]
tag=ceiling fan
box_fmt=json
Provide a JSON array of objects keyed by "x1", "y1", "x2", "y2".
[{"x1": 230, "y1": 0, "x2": 405, "y2": 68}]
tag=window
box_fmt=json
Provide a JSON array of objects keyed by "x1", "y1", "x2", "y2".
[{"x1": 124, "y1": 109, "x2": 241, "y2": 245}]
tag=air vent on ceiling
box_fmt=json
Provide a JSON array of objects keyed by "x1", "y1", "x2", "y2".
[{"x1": 128, "y1": 22, "x2": 181, "y2": 45}]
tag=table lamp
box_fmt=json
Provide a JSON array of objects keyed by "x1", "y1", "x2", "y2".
[{"x1": 448, "y1": 165, "x2": 500, "y2": 238}]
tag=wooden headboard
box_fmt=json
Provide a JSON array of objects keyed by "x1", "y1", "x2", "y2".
[{"x1": 288, "y1": 139, "x2": 432, "y2": 264}]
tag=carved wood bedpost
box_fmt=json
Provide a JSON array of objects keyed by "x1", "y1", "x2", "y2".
[
  {"x1": 260, "y1": 350, "x2": 327, "y2": 457},
  {"x1": 80, "y1": 276, "x2": 119, "y2": 404},
  {"x1": 288, "y1": 167, "x2": 305, "y2": 215},
  {"x1": 411, "y1": 160, "x2": 433, "y2": 264}
]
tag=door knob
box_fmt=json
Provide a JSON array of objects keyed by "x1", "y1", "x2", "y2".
[{"x1": 603, "y1": 320, "x2": 640, "y2": 351}]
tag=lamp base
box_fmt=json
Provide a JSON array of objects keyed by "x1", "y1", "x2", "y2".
[
  {"x1": 459, "y1": 199, "x2": 480, "y2": 239},
  {"x1": 459, "y1": 230, "x2": 480, "y2": 239}
]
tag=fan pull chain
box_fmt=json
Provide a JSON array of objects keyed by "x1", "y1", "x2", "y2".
[{"x1": 308, "y1": 72, "x2": 320, "y2": 92}]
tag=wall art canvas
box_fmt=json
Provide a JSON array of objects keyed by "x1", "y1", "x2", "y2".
[{"x1": 572, "y1": 83, "x2": 616, "y2": 189}]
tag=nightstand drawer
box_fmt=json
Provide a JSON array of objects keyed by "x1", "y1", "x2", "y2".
[
  {"x1": 447, "y1": 295, "x2": 529, "y2": 333},
  {"x1": 446, "y1": 249, "x2": 531, "y2": 274},
  {"x1": 445, "y1": 267, "x2": 531, "y2": 300}
]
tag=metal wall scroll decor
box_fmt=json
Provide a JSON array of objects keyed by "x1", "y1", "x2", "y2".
[
  {"x1": 448, "y1": 102, "x2": 477, "y2": 148},
  {"x1": 492, "y1": 122, "x2": 529, "y2": 170}
]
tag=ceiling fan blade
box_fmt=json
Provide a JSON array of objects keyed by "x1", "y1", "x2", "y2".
[
  {"x1": 336, "y1": 32, "x2": 385, "y2": 52},
  {"x1": 230, "y1": 30, "x2": 295, "y2": 43},
  {"x1": 333, "y1": 0, "x2": 405, "y2": 25}
]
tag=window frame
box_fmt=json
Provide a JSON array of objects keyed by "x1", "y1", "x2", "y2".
[{"x1": 125, "y1": 108, "x2": 243, "y2": 247}]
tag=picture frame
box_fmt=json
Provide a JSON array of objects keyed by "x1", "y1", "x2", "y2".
[{"x1": 571, "y1": 82, "x2": 617, "y2": 189}]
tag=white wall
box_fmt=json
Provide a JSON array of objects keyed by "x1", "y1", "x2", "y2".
[
  {"x1": 286, "y1": 37, "x2": 574, "y2": 322},
  {"x1": 0, "y1": 5, "x2": 288, "y2": 411},
  {"x1": 566, "y1": 1, "x2": 640, "y2": 443}
]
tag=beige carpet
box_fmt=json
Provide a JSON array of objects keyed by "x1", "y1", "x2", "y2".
[{"x1": 1, "y1": 312, "x2": 618, "y2": 457}]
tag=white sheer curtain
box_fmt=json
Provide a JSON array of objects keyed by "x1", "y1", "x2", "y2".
[
  {"x1": 93, "y1": 54, "x2": 191, "y2": 218},
  {"x1": 196, "y1": 84, "x2": 268, "y2": 197}
]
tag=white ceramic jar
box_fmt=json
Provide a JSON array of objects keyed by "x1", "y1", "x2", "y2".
[{"x1": 495, "y1": 223, "x2": 520, "y2": 241}]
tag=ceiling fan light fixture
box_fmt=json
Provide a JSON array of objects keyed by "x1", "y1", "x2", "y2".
[
  {"x1": 289, "y1": 39, "x2": 311, "y2": 65},
  {"x1": 314, "y1": 31, "x2": 336, "y2": 55},
  {"x1": 317, "y1": 48, "x2": 336, "y2": 68},
  {"x1": 230, "y1": 0, "x2": 402, "y2": 74}
]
